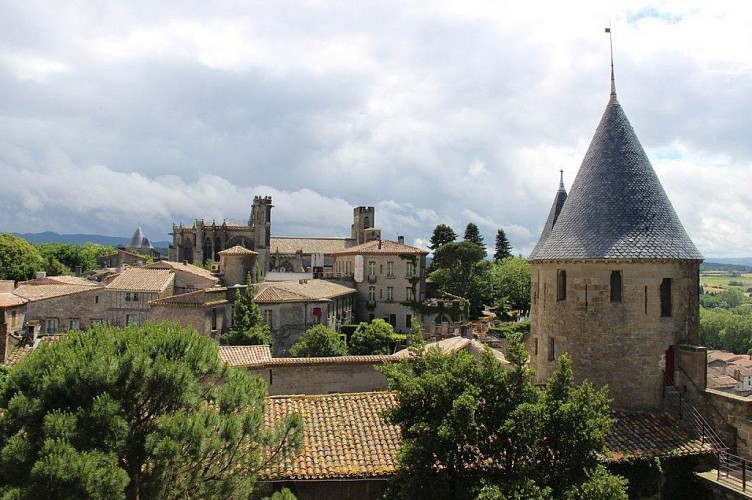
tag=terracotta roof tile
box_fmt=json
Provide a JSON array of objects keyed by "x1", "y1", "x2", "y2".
[
  {"x1": 218, "y1": 345, "x2": 273, "y2": 366},
  {"x1": 106, "y1": 268, "x2": 174, "y2": 292},
  {"x1": 218, "y1": 245, "x2": 258, "y2": 256},
  {"x1": 231, "y1": 354, "x2": 397, "y2": 369},
  {"x1": 331, "y1": 239, "x2": 427, "y2": 256},
  {"x1": 149, "y1": 288, "x2": 228, "y2": 308},
  {"x1": 13, "y1": 276, "x2": 103, "y2": 300},
  {"x1": 262, "y1": 392, "x2": 400, "y2": 480},
  {"x1": 0, "y1": 293, "x2": 26, "y2": 307},
  {"x1": 253, "y1": 280, "x2": 356, "y2": 303},
  {"x1": 261, "y1": 393, "x2": 712, "y2": 481},
  {"x1": 147, "y1": 261, "x2": 219, "y2": 281},
  {"x1": 270, "y1": 237, "x2": 353, "y2": 255},
  {"x1": 604, "y1": 409, "x2": 713, "y2": 462}
]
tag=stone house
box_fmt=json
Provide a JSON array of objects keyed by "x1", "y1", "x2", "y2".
[
  {"x1": 104, "y1": 268, "x2": 174, "y2": 327},
  {"x1": 13, "y1": 275, "x2": 106, "y2": 335},
  {"x1": 251, "y1": 279, "x2": 357, "y2": 356},
  {"x1": 148, "y1": 287, "x2": 229, "y2": 340},
  {"x1": 0, "y1": 280, "x2": 26, "y2": 337},
  {"x1": 97, "y1": 249, "x2": 148, "y2": 269},
  {"x1": 331, "y1": 238, "x2": 428, "y2": 333},
  {"x1": 145, "y1": 260, "x2": 219, "y2": 294},
  {"x1": 217, "y1": 245, "x2": 258, "y2": 286}
]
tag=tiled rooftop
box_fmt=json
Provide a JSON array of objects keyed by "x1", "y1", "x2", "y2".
[
  {"x1": 106, "y1": 268, "x2": 174, "y2": 292},
  {"x1": 530, "y1": 96, "x2": 702, "y2": 261},
  {"x1": 217, "y1": 245, "x2": 258, "y2": 256},
  {"x1": 261, "y1": 392, "x2": 713, "y2": 481},
  {"x1": 13, "y1": 276, "x2": 103, "y2": 300},
  {"x1": 149, "y1": 288, "x2": 228, "y2": 308},
  {"x1": 233, "y1": 354, "x2": 397, "y2": 369},
  {"x1": 331, "y1": 239, "x2": 427, "y2": 256},
  {"x1": 218, "y1": 345, "x2": 273, "y2": 366},
  {"x1": 254, "y1": 280, "x2": 356, "y2": 303},
  {"x1": 261, "y1": 392, "x2": 400, "y2": 480},
  {"x1": 147, "y1": 260, "x2": 219, "y2": 281},
  {"x1": 270, "y1": 237, "x2": 353, "y2": 255},
  {"x1": 0, "y1": 293, "x2": 26, "y2": 308}
]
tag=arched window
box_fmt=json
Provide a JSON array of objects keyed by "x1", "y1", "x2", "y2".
[{"x1": 610, "y1": 271, "x2": 622, "y2": 303}]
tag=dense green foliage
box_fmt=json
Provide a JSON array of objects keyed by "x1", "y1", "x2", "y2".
[
  {"x1": 380, "y1": 335, "x2": 625, "y2": 499},
  {"x1": 0, "y1": 233, "x2": 45, "y2": 282},
  {"x1": 489, "y1": 256, "x2": 532, "y2": 317},
  {"x1": 0, "y1": 323, "x2": 302, "y2": 499},
  {"x1": 700, "y1": 306, "x2": 752, "y2": 354},
  {"x1": 428, "y1": 224, "x2": 457, "y2": 251},
  {"x1": 36, "y1": 242, "x2": 117, "y2": 276},
  {"x1": 289, "y1": 324, "x2": 347, "y2": 357},
  {"x1": 489, "y1": 319, "x2": 530, "y2": 338},
  {"x1": 223, "y1": 282, "x2": 271, "y2": 345},
  {"x1": 493, "y1": 228, "x2": 512, "y2": 261},
  {"x1": 348, "y1": 319, "x2": 396, "y2": 355},
  {"x1": 429, "y1": 241, "x2": 489, "y2": 318},
  {"x1": 701, "y1": 288, "x2": 746, "y2": 309}
]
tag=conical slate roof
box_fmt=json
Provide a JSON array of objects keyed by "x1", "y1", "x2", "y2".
[
  {"x1": 127, "y1": 227, "x2": 154, "y2": 250},
  {"x1": 530, "y1": 172, "x2": 568, "y2": 258},
  {"x1": 529, "y1": 95, "x2": 702, "y2": 261}
]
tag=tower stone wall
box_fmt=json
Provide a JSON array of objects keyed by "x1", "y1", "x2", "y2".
[
  {"x1": 529, "y1": 260, "x2": 700, "y2": 410},
  {"x1": 351, "y1": 206, "x2": 375, "y2": 245}
]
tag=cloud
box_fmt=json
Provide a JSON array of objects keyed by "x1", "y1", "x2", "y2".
[{"x1": 0, "y1": 1, "x2": 749, "y2": 258}]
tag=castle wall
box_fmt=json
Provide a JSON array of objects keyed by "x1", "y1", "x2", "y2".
[{"x1": 529, "y1": 259, "x2": 700, "y2": 410}]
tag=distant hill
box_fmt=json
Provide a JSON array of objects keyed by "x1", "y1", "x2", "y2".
[
  {"x1": 11, "y1": 231, "x2": 170, "y2": 254},
  {"x1": 701, "y1": 262, "x2": 752, "y2": 273},
  {"x1": 704, "y1": 257, "x2": 752, "y2": 267}
]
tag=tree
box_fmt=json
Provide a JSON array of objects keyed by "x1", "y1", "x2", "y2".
[
  {"x1": 490, "y1": 256, "x2": 532, "y2": 316},
  {"x1": 0, "y1": 323, "x2": 302, "y2": 499},
  {"x1": 289, "y1": 324, "x2": 347, "y2": 357},
  {"x1": 36, "y1": 242, "x2": 118, "y2": 276},
  {"x1": 463, "y1": 222, "x2": 485, "y2": 247},
  {"x1": 224, "y1": 280, "x2": 271, "y2": 345},
  {"x1": 0, "y1": 233, "x2": 45, "y2": 283},
  {"x1": 428, "y1": 224, "x2": 457, "y2": 251},
  {"x1": 493, "y1": 228, "x2": 512, "y2": 261},
  {"x1": 380, "y1": 334, "x2": 625, "y2": 499},
  {"x1": 349, "y1": 319, "x2": 395, "y2": 355},
  {"x1": 430, "y1": 241, "x2": 489, "y2": 318}
]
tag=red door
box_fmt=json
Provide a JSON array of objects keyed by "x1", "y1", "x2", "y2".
[{"x1": 665, "y1": 345, "x2": 675, "y2": 386}]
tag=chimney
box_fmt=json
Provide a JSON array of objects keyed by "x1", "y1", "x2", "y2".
[
  {"x1": 398, "y1": 235, "x2": 405, "y2": 245},
  {"x1": 378, "y1": 239, "x2": 382, "y2": 250}
]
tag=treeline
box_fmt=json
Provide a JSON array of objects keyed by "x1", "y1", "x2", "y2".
[
  {"x1": 700, "y1": 307, "x2": 752, "y2": 354},
  {"x1": 0, "y1": 233, "x2": 117, "y2": 282},
  {"x1": 428, "y1": 222, "x2": 530, "y2": 319}
]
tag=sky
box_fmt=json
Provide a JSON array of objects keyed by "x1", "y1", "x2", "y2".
[{"x1": 0, "y1": 1, "x2": 750, "y2": 258}]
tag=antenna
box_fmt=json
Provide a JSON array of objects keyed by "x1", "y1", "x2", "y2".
[{"x1": 605, "y1": 23, "x2": 616, "y2": 99}]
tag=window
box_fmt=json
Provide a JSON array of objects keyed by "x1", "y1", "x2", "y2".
[
  {"x1": 406, "y1": 287, "x2": 414, "y2": 301},
  {"x1": 557, "y1": 270, "x2": 567, "y2": 301},
  {"x1": 263, "y1": 310, "x2": 272, "y2": 328},
  {"x1": 69, "y1": 319, "x2": 80, "y2": 331},
  {"x1": 46, "y1": 318, "x2": 59, "y2": 334},
  {"x1": 211, "y1": 309, "x2": 218, "y2": 331},
  {"x1": 368, "y1": 313, "x2": 375, "y2": 322},
  {"x1": 548, "y1": 337, "x2": 556, "y2": 361},
  {"x1": 389, "y1": 314, "x2": 397, "y2": 328},
  {"x1": 133, "y1": 292, "x2": 139, "y2": 302},
  {"x1": 386, "y1": 287, "x2": 394, "y2": 301},
  {"x1": 406, "y1": 314, "x2": 412, "y2": 329},
  {"x1": 660, "y1": 278, "x2": 672, "y2": 317},
  {"x1": 95, "y1": 295, "x2": 99, "y2": 304},
  {"x1": 387, "y1": 261, "x2": 394, "y2": 277},
  {"x1": 368, "y1": 286, "x2": 376, "y2": 302},
  {"x1": 368, "y1": 261, "x2": 376, "y2": 276},
  {"x1": 610, "y1": 271, "x2": 622, "y2": 303},
  {"x1": 534, "y1": 338, "x2": 539, "y2": 356},
  {"x1": 126, "y1": 314, "x2": 139, "y2": 326},
  {"x1": 10, "y1": 310, "x2": 16, "y2": 327},
  {"x1": 406, "y1": 261, "x2": 415, "y2": 277},
  {"x1": 125, "y1": 292, "x2": 132, "y2": 302}
]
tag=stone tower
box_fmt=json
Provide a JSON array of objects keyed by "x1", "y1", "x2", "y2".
[
  {"x1": 250, "y1": 196, "x2": 273, "y2": 272},
  {"x1": 351, "y1": 206, "x2": 375, "y2": 245},
  {"x1": 528, "y1": 74, "x2": 703, "y2": 410}
]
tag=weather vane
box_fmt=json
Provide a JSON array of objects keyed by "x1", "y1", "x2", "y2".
[{"x1": 605, "y1": 23, "x2": 616, "y2": 97}]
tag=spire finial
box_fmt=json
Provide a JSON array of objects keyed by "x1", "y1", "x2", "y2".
[
  {"x1": 559, "y1": 169, "x2": 565, "y2": 191},
  {"x1": 605, "y1": 24, "x2": 616, "y2": 101}
]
